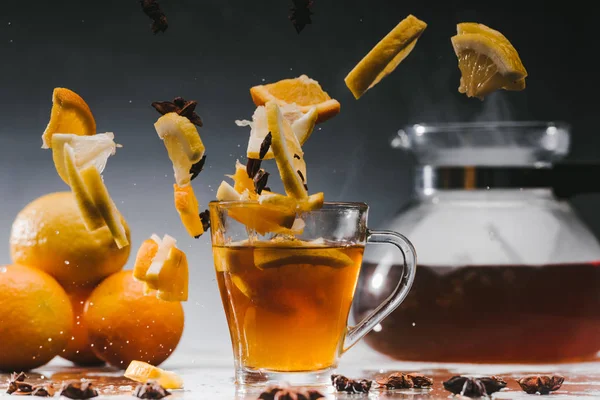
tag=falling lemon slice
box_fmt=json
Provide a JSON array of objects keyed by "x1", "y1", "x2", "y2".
[
  {"x1": 64, "y1": 144, "x2": 105, "y2": 231},
  {"x1": 236, "y1": 104, "x2": 318, "y2": 160},
  {"x1": 266, "y1": 101, "x2": 308, "y2": 200},
  {"x1": 133, "y1": 234, "x2": 188, "y2": 302},
  {"x1": 124, "y1": 360, "x2": 184, "y2": 389},
  {"x1": 154, "y1": 112, "x2": 205, "y2": 186},
  {"x1": 174, "y1": 184, "x2": 205, "y2": 238},
  {"x1": 451, "y1": 23, "x2": 527, "y2": 99},
  {"x1": 80, "y1": 165, "x2": 129, "y2": 249},
  {"x1": 52, "y1": 132, "x2": 119, "y2": 185},
  {"x1": 250, "y1": 75, "x2": 340, "y2": 123},
  {"x1": 345, "y1": 15, "x2": 427, "y2": 99},
  {"x1": 41, "y1": 88, "x2": 96, "y2": 149}
]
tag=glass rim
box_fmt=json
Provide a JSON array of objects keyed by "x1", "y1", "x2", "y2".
[{"x1": 209, "y1": 200, "x2": 368, "y2": 211}]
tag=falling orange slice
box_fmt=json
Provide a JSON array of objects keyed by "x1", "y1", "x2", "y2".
[
  {"x1": 42, "y1": 88, "x2": 96, "y2": 149},
  {"x1": 250, "y1": 75, "x2": 340, "y2": 123},
  {"x1": 174, "y1": 184, "x2": 205, "y2": 238}
]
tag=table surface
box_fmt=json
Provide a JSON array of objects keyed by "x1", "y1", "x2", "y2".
[{"x1": 2, "y1": 351, "x2": 600, "y2": 399}]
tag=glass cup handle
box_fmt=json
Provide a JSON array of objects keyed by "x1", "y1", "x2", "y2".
[{"x1": 343, "y1": 229, "x2": 417, "y2": 353}]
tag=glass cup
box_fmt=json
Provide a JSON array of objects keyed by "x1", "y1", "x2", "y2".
[{"x1": 209, "y1": 201, "x2": 417, "y2": 386}]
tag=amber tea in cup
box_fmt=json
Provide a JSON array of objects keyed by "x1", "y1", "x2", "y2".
[{"x1": 210, "y1": 201, "x2": 417, "y2": 386}]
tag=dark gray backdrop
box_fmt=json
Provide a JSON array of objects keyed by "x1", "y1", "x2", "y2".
[{"x1": 1, "y1": 0, "x2": 598, "y2": 355}]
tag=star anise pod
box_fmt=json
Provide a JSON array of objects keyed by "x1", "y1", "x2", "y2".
[
  {"x1": 289, "y1": 0, "x2": 314, "y2": 33},
  {"x1": 254, "y1": 169, "x2": 270, "y2": 194},
  {"x1": 31, "y1": 384, "x2": 55, "y2": 397},
  {"x1": 6, "y1": 371, "x2": 33, "y2": 395},
  {"x1": 189, "y1": 155, "x2": 206, "y2": 182},
  {"x1": 258, "y1": 385, "x2": 324, "y2": 400},
  {"x1": 151, "y1": 97, "x2": 203, "y2": 127},
  {"x1": 140, "y1": 0, "x2": 168, "y2": 33},
  {"x1": 443, "y1": 375, "x2": 506, "y2": 397},
  {"x1": 516, "y1": 375, "x2": 564, "y2": 395},
  {"x1": 331, "y1": 374, "x2": 372, "y2": 394},
  {"x1": 247, "y1": 133, "x2": 272, "y2": 179},
  {"x1": 196, "y1": 209, "x2": 210, "y2": 238},
  {"x1": 133, "y1": 381, "x2": 171, "y2": 399},
  {"x1": 377, "y1": 372, "x2": 433, "y2": 389},
  {"x1": 59, "y1": 381, "x2": 98, "y2": 399}
]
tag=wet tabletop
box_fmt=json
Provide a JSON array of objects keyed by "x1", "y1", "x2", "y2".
[{"x1": 2, "y1": 352, "x2": 600, "y2": 399}]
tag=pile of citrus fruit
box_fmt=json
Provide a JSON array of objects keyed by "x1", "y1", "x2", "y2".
[{"x1": 1, "y1": 88, "x2": 185, "y2": 373}]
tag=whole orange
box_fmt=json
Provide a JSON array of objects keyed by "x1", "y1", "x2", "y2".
[
  {"x1": 84, "y1": 270, "x2": 184, "y2": 368},
  {"x1": 0, "y1": 264, "x2": 73, "y2": 372},
  {"x1": 9, "y1": 192, "x2": 131, "y2": 289},
  {"x1": 61, "y1": 287, "x2": 105, "y2": 366}
]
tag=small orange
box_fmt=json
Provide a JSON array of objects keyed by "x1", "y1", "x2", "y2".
[
  {"x1": 61, "y1": 287, "x2": 105, "y2": 366},
  {"x1": 41, "y1": 87, "x2": 96, "y2": 149},
  {"x1": 84, "y1": 270, "x2": 184, "y2": 368},
  {"x1": 250, "y1": 75, "x2": 340, "y2": 123},
  {"x1": 0, "y1": 264, "x2": 73, "y2": 372}
]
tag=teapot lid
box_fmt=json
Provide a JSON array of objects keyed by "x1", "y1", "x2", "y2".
[{"x1": 392, "y1": 121, "x2": 570, "y2": 167}]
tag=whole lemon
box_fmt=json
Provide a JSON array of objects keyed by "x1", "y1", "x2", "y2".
[
  {"x1": 61, "y1": 287, "x2": 105, "y2": 366},
  {"x1": 84, "y1": 270, "x2": 184, "y2": 368},
  {"x1": 0, "y1": 264, "x2": 73, "y2": 372},
  {"x1": 9, "y1": 192, "x2": 131, "y2": 289}
]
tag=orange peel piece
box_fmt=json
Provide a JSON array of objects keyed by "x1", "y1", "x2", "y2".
[{"x1": 174, "y1": 184, "x2": 205, "y2": 238}]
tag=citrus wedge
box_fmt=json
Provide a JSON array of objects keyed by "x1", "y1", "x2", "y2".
[
  {"x1": 250, "y1": 75, "x2": 340, "y2": 123},
  {"x1": 345, "y1": 15, "x2": 427, "y2": 99},
  {"x1": 236, "y1": 104, "x2": 318, "y2": 160},
  {"x1": 266, "y1": 101, "x2": 308, "y2": 199},
  {"x1": 228, "y1": 160, "x2": 257, "y2": 196},
  {"x1": 154, "y1": 112, "x2": 205, "y2": 186},
  {"x1": 64, "y1": 144, "x2": 105, "y2": 231},
  {"x1": 259, "y1": 191, "x2": 324, "y2": 212},
  {"x1": 254, "y1": 247, "x2": 354, "y2": 269},
  {"x1": 174, "y1": 184, "x2": 205, "y2": 238},
  {"x1": 451, "y1": 23, "x2": 527, "y2": 99},
  {"x1": 80, "y1": 165, "x2": 129, "y2": 249},
  {"x1": 52, "y1": 132, "x2": 119, "y2": 185},
  {"x1": 42, "y1": 88, "x2": 96, "y2": 149},
  {"x1": 124, "y1": 360, "x2": 184, "y2": 389},
  {"x1": 227, "y1": 203, "x2": 297, "y2": 236},
  {"x1": 216, "y1": 181, "x2": 242, "y2": 201},
  {"x1": 134, "y1": 234, "x2": 188, "y2": 302}
]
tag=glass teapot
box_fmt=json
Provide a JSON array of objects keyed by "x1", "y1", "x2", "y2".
[{"x1": 353, "y1": 121, "x2": 600, "y2": 363}]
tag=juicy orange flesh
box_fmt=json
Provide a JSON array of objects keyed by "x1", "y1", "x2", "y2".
[
  {"x1": 227, "y1": 204, "x2": 296, "y2": 236},
  {"x1": 265, "y1": 80, "x2": 330, "y2": 107},
  {"x1": 457, "y1": 50, "x2": 515, "y2": 99},
  {"x1": 214, "y1": 244, "x2": 364, "y2": 371}
]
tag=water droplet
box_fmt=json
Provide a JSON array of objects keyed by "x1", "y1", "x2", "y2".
[
  {"x1": 126, "y1": 340, "x2": 130, "y2": 344},
  {"x1": 412, "y1": 322, "x2": 416, "y2": 327},
  {"x1": 9, "y1": 39, "x2": 13, "y2": 43},
  {"x1": 48, "y1": 338, "x2": 52, "y2": 342},
  {"x1": 8, "y1": 22, "x2": 11, "y2": 25},
  {"x1": 101, "y1": 317, "x2": 105, "y2": 321},
  {"x1": 133, "y1": 183, "x2": 137, "y2": 186},
  {"x1": 0, "y1": 267, "x2": 7, "y2": 273},
  {"x1": 261, "y1": 78, "x2": 266, "y2": 82},
  {"x1": 59, "y1": 331, "x2": 64, "y2": 334},
  {"x1": 90, "y1": 344, "x2": 94, "y2": 347},
  {"x1": 71, "y1": 336, "x2": 75, "y2": 340},
  {"x1": 373, "y1": 323, "x2": 382, "y2": 332},
  {"x1": 64, "y1": 260, "x2": 70, "y2": 265},
  {"x1": 76, "y1": 350, "x2": 80, "y2": 354},
  {"x1": 359, "y1": 18, "x2": 363, "y2": 22},
  {"x1": 55, "y1": 230, "x2": 60, "y2": 235},
  {"x1": 129, "y1": 100, "x2": 132, "y2": 103},
  {"x1": 39, "y1": 345, "x2": 43, "y2": 349}
]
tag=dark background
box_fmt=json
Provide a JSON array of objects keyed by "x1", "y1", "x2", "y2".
[{"x1": 1, "y1": 0, "x2": 599, "y2": 353}]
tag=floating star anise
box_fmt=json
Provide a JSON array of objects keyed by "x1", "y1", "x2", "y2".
[
  {"x1": 258, "y1": 385, "x2": 324, "y2": 400},
  {"x1": 6, "y1": 372, "x2": 32, "y2": 395},
  {"x1": 443, "y1": 375, "x2": 506, "y2": 397},
  {"x1": 516, "y1": 375, "x2": 564, "y2": 395},
  {"x1": 190, "y1": 155, "x2": 207, "y2": 181},
  {"x1": 133, "y1": 381, "x2": 171, "y2": 399},
  {"x1": 289, "y1": 0, "x2": 314, "y2": 33},
  {"x1": 140, "y1": 0, "x2": 168, "y2": 33},
  {"x1": 331, "y1": 374, "x2": 372, "y2": 394},
  {"x1": 377, "y1": 372, "x2": 433, "y2": 389},
  {"x1": 247, "y1": 133, "x2": 272, "y2": 179},
  {"x1": 197, "y1": 209, "x2": 211, "y2": 237},
  {"x1": 254, "y1": 169, "x2": 270, "y2": 194},
  {"x1": 59, "y1": 381, "x2": 98, "y2": 399},
  {"x1": 151, "y1": 97, "x2": 203, "y2": 127}
]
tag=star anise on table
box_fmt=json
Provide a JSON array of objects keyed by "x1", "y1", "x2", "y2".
[
  {"x1": 140, "y1": 0, "x2": 168, "y2": 33},
  {"x1": 59, "y1": 380, "x2": 98, "y2": 399},
  {"x1": 443, "y1": 376, "x2": 507, "y2": 397},
  {"x1": 133, "y1": 381, "x2": 171, "y2": 399},
  {"x1": 331, "y1": 374, "x2": 372, "y2": 394},
  {"x1": 289, "y1": 0, "x2": 314, "y2": 33},
  {"x1": 151, "y1": 97, "x2": 203, "y2": 127},
  {"x1": 376, "y1": 372, "x2": 433, "y2": 389},
  {"x1": 31, "y1": 384, "x2": 55, "y2": 397},
  {"x1": 6, "y1": 371, "x2": 33, "y2": 395},
  {"x1": 516, "y1": 375, "x2": 564, "y2": 395},
  {"x1": 257, "y1": 385, "x2": 324, "y2": 400}
]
